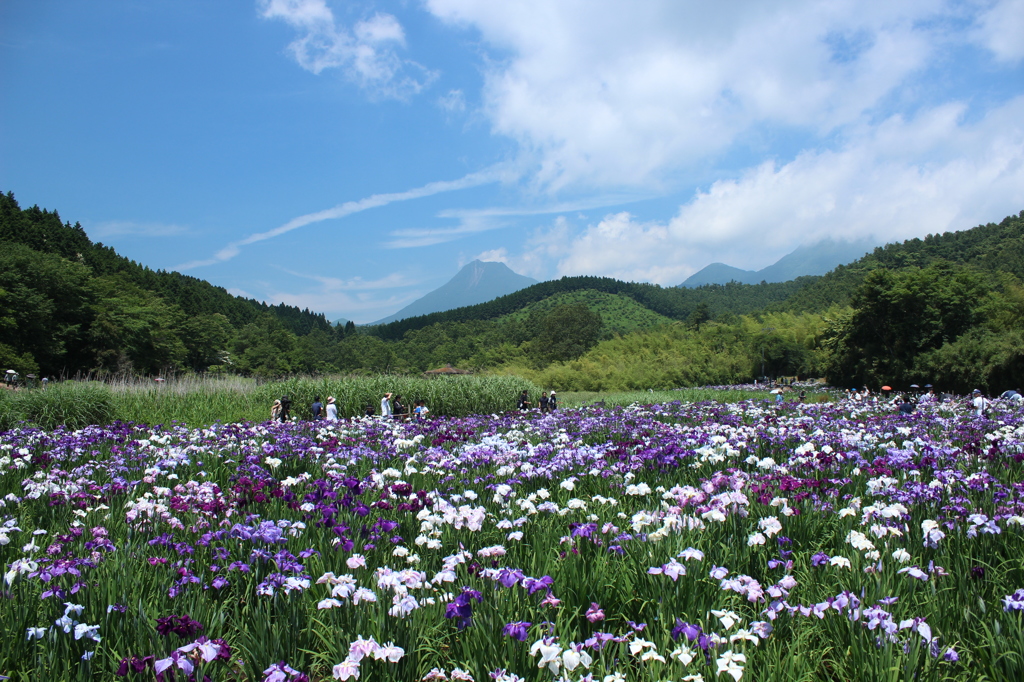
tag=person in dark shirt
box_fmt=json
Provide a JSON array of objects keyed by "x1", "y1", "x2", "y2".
[
  {"x1": 517, "y1": 390, "x2": 531, "y2": 410},
  {"x1": 539, "y1": 392, "x2": 550, "y2": 413},
  {"x1": 311, "y1": 396, "x2": 323, "y2": 420},
  {"x1": 392, "y1": 395, "x2": 405, "y2": 421},
  {"x1": 279, "y1": 395, "x2": 292, "y2": 421}
]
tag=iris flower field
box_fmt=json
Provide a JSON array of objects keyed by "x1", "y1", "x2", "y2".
[{"x1": 2, "y1": 394, "x2": 1024, "y2": 681}]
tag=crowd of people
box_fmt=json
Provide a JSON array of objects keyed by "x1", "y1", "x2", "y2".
[
  {"x1": 517, "y1": 389, "x2": 557, "y2": 413},
  {"x1": 269, "y1": 392, "x2": 435, "y2": 423},
  {"x1": 840, "y1": 384, "x2": 1022, "y2": 416},
  {"x1": 268, "y1": 388, "x2": 562, "y2": 423}
]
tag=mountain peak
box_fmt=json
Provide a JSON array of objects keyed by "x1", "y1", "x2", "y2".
[{"x1": 371, "y1": 260, "x2": 537, "y2": 325}]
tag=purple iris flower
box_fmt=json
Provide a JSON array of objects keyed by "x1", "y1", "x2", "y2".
[
  {"x1": 672, "y1": 619, "x2": 701, "y2": 642},
  {"x1": 522, "y1": 575, "x2": 554, "y2": 595},
  {"x1": 502, "y1": 621, "x2": 532, "y2": 641},
  {"x1": 155, "y1": 614, "x2": 203, "y2": 638},
  {"x1": 445, "y1": 588, "x2": 484, "y2": 630}
]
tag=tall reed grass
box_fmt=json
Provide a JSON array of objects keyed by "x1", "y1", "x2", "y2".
[{"x1": 0, "y1": 374, "x2": 539, "y2": 429}]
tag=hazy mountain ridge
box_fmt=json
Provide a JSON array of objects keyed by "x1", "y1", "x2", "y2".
[{"x1": 681, "y1": 238, "x2": 877, "y2": 287}]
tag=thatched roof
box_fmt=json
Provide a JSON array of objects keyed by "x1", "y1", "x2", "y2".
[{"x1": 424, "y1": 364, "x2": 472, "y2": 376}]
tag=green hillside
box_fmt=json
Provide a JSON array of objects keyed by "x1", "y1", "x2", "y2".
[
  {"x1": 502, "y1": 289, "x2": 675, "y2": 336},
  {"x1": 370, "y1": 274, "x2": 810, "y2": 341}
]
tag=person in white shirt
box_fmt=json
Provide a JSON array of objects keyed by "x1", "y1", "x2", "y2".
[
  {"x1": 381, "y1": 392, "x2": 393, "y2": 418},
  {"x1": 972, "y1": 389, "x2": 988, "y2": 417},
  {"x1": 326, "y1": 396, "x2": 338, "y2": 421}
]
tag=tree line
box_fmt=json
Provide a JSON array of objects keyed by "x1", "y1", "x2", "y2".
[{"x1": 3, "y1": 189, "x2": 1022, "y2": 393}]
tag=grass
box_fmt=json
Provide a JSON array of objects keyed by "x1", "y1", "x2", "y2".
[
  {"x1": 560, "y1": 387, "x2": 777, "y2": 408},
  {"x1": 0, "y1": 374, "x2": 540, "y2": 429}
]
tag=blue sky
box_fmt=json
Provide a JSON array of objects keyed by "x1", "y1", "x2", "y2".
[{"x1": 2, "y1": 0, "x2": 1023, "y2": 323}]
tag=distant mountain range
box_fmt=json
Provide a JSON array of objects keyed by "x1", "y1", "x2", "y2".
[
  {"x1": 371, "y1": 260, "x2": 537, "y2": 325},
  {"x1": 680, "y1": 238, "x2": 877, "y2": 287}
]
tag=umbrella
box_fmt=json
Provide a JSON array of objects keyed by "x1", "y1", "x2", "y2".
[{"x1": 881, "y1": 385, "x2": 892, "y2": 391}]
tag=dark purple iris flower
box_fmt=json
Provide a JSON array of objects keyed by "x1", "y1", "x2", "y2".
[
  {"x1": 155, "y1": 614, "x2": 203, "y2": 638},
  {"x1": 445, "y1": 587, "x2": 483, "y2": 630},
  {"x1": 672, "y1": 619, "x2": 701, "y2": 642},
  {"x1": 502, "y1": 621, "x2": 532, "y2": 641}
]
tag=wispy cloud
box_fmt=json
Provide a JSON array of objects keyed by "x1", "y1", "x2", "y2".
[
  {"x1": 381, "y1": 193, "x2": 653, "y2": 249},
  {"x1": 258, "y1": 0, "x2": 437, "y2": 99},
  {"x1": 263, "y1": 266, "x2": 429, "y2": 322},
  {"x1": 90, "y1": 220, "x2": 189, "y2": 238},
  {"x1": 175, "y1": 165, "x2": 509, "y2": 271},
  {"x1": 274, "y1": 265, "x2": 424, "y2": 291},
  {"x1": 383, "y1": 220, "x2": 503, "y2": 249}
]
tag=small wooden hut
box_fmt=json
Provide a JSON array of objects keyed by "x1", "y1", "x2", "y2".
[{"x1": 423, "y1": 364, "x2": 472, "y2": 377}]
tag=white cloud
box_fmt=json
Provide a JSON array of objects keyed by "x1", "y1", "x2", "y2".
[
  {"x1": 424, "y1": 0, "x2": 993, "y2": 191},
  {"x1": 258, "y1": 0, "x2": 436, "y2": 98},
  {"x1": 469, "y1": 248, "x2": 508, "y2": 264},
  {"x1": 525, "y1": 96, "x2": 1024, "y2": 283},
  {"x1": 972, "y1": 0, "x2": 1024, "y2": 63}
]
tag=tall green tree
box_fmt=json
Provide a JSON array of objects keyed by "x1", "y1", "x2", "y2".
[
  {"x1": 0, "y1": 243, "x2": 95, "y2": 375},
  {"x1": 824, "y1": 263, "x2": 991, "y2": 387},
  {"x1": 88, "y1": 275, "x2": 187, "y2": 375}
]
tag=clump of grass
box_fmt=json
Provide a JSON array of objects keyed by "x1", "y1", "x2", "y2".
[{"x1": 1, "y1": 381, "x2": 115, "y2": 430}]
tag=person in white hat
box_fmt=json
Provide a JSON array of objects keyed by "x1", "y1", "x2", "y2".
[{"x1": 326, "y1": 396, "x2": 338, "y2": 421}]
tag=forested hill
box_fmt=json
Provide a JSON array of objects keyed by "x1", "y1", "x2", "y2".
[
  {"x1": 0, "y1": 192, "x2": 353, "y2": 378},
  {"x1": 370, "y1": 275, "x2": 813, "y2": 340},
  {"x1": 0, "y1": 192, "x2": 330, "y2": 334},
  {"x1": 777, "y1": 210, "x2": 1024, "y2": 313}
]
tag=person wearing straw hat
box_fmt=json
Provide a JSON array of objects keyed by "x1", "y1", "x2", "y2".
[
  {"x1": 325, "y1": 396, "x2": 338, "y2": 421},
  {"x1": 270, "y1": 399, "x2": 282, "y2": 421}
]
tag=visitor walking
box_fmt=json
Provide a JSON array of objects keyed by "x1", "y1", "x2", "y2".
[
  {"x1": 539, "y1": 392, "x2": 550, "y2": 413},
  {"x1": 549, "y1": 390, "x2": 557, "y2": 411}
]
